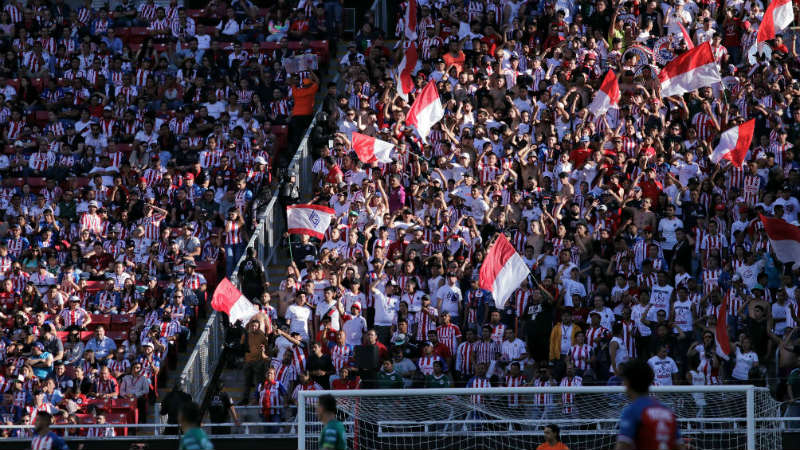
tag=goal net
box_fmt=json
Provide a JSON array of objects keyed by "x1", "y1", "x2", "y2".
[{"x1": 297, "y1": 386, "x2": 781, "y2": 450}]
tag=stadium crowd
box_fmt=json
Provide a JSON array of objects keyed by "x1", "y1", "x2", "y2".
[
  {"x1": 0, "y1": 0, "x2": 335, "y2": 438},
  {"x1": 240, "y1": 0, "x2": 800, "y2": 425}
]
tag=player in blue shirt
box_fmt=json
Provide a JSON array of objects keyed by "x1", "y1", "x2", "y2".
[
  {"x1": 30, "y1": 411, "x2": 69, "y2": 450},
  {"x1": 616, "y1": 360, "x2": 685, "y2": 450}
]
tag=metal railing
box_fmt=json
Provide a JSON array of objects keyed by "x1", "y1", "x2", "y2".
[
  {"x1": 371, "y1": 0, "x2": 389, "y2": 36},
  {"x1": 2, "y1": 415, "x2": 800, "y2": 442},
  {"x1": 176, "y1": 71, "x2": 338, "y2": 409}
]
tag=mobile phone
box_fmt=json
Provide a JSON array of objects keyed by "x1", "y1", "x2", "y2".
[{"x1": 328, "y1": 139, "x2": 334, "y2": 149}]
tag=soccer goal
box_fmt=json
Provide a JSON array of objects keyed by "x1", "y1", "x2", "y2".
[{"x1": 297, "y1": 385, "x2": 781, "y2": 450}]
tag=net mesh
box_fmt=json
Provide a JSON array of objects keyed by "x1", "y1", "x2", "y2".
[{"x1": 301, "y1": 388, "x2": 781, "y2": 450}]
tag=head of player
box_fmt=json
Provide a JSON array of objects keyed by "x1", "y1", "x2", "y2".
[
  {"x1": 622, "y1": 359, "x2": 654, "y2": 400},
  {"x1": 34, "y1": 410, "x2": 52, "y2": 436},
  {"x1": 616, "y1": 360, "x2": 685, "y2": 450},
  {"x1": 317, "y1": 394, "x2": 347, "y2": 450},
  {"x1": 31, "y1": 411, "x2": 69, "y2": 450},
  {"x1": 317, "y1": 394, "x2": 338, "y2": 425}
]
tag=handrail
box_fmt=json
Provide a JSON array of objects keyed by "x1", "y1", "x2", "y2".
[{"x1": 176, "y1": 70, "x2": 339, "y2": 409}]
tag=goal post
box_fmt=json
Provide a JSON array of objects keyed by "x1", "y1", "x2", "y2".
[{"x1": 298, "y1": 385, "x2": 781, "y2": 450}]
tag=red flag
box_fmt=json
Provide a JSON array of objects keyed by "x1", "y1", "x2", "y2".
[
  {"x1": 211, "y1": 278, "x2": 259, "y2": 325},
  {"x1": 588, "y1": 70, "x2": 620, "y2": 117},
  {"x1": 715, "y1": 297, "x2": 731, "y2": 360},
  {"x1": 404, "y1": 0, "x2": 417, "y2": 41},
  {"x1": 396, "y1": 43, "x2": 420, "y2": 100},
  {"x1": 479, "y1": 234, "x2": 531, "y2": 309},
  {"x1": 352, "y1": 132, "x2": 394, "y2": 164},
  {"x1": 658, "y1": 42, "x2": 721, "y2": 97},
  {"x1": 758, "y1": 0, "x2": 794, "y2": 43},
  {"x1": 405, "y1": 82, "x2": 443, "y2": 143},
  {"x1": 678, "y1": 22, "x2": 694, "y2": 49},
  {"x1": 710, "y1": 119, "x2": 755, "y2": 168},
  {"x1": 760, "y1": 214, "x2": 800, "y2": 269}
]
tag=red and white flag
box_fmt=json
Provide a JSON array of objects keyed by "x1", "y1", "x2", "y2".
[
  {"x1": 404, "y1": 0, "x2": 417, "y2": 41},
  {"x1": 760, "y1": 214, "x2": 800, "y2": 269},
  {"x1": 658, "y1": 42, "x2": 721, "y2": 97},
  {"x1": 757, "y1": 0, "x2": 794, "y2": 43},
  {"x1": 287, "y1": 204, "x2": 335, "y2": 240},
  {"x1": 352, "y1": 132, "x2": 394, "y2": 164},
  {"x1": 396, "y1": 42, "x2": 420, "y2": 100},
  {"x1": 715, "y1": 298, "x2": 731, "y2": 360},
  {"x1": 710, "y1": 119, "x2": 754, "y2": 168},
  {"x1": 211, "y1": 278, "x2": 259, "y2": 325},
  {"x1": 678, "y1": 22, "x2": 694, "y2": 49},
  {"x1": 479, "y1": 234, "x2": 531, "y2": 309},
  {"x1": 588, "y1": 70, "x2": 620, "y2": 117},
  {"x1": 406, "y1": 81, "x2": 444, "y2": 143}
]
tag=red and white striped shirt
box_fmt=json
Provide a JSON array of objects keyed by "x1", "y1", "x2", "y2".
[
  {"x1": 224, "y1": 219, "x2": 242, "y2": 245},
  {"x1": 417, "y1": 355, "x2": 440, "y2": 376},
  {"x1": 436, "y1": 323, "x2": 461, "y2": 355},
  {"x1": 560, "y1": 375, "x2": 583, "y2": 413},
  {"x1": 569, "y1": 344, "x2": 592, "y2": 371}
]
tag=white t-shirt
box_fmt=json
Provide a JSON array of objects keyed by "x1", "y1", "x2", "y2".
[
  {"x1": 373, "y1": 288, "x2": 398, "y2": 326},
  {"x1": 648, "y1": 284, "x2": 674, "y2": 321},
  {"x1": 286, "y1": 304, "x2": 312, "y2": 339},
  {"x1": 342, "y1": 315, "x2": 368, "y2": 346},
  {"x1": 648, "y1": 355, "x2": 679, "y2": 385},
  {"x1": 435, "y1": 284, "x2": 462, "y2": 317},
  {"x1": 736, "y1": 260, "x2": 765, "y2": 289},
  {"x1": 732, "y1": 347, "x2": 758, "y2": 380},
  {"x1": 672, "y1": 298, "x2": 694, "y2": 332},
  {"x1": 658, "y1": 217, "x2": 683, "y2": 250},
  {"x1": 315, "y1": 300, "x2": 341, "y2": 331}
]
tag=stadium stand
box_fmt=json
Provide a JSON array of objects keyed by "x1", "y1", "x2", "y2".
[{"x1": 0, "y1": 0, "x2": 334, "y2": 440}]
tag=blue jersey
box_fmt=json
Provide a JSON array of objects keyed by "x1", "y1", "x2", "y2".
[
  {"x1": 31, "y1": 431, "x2": 69, "y2": 450},
  {"x1": 618, "y1": 396, "x2": 681, "y2": 450}
]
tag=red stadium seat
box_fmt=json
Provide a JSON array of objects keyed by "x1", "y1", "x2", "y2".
[
  {"x1": 311, "y1": 41, "x2": 330, "y2": 63},
  {"x1": 88, "y1": 314, "x2": 111, "y2": 330},
  {"x1": 107, "y1": 331, "x2": 128, "y2": 344},
  {"x1": 107, "y1": 413, "x2": 128, "y2": 436},
  {"x1": 85, "y1": 281, "x2": 104, "y2": 293},
  {"x1": 31, "y1": 78, "x2": 44, "y2": 92},
  {"x1": 80, "y1": 331, "x2": 93, "y2": 341},
  {"x1": 27, "y1": 177, "x2": 46, "y2": 189},
  {"x1": 110, "y1": 314, "x2": 134, "y2": 332},
  {"x1": 116, "y1": 143, "x2": 132, "y2": 153},
  {"x1": 126, "y1": 27, "x2": 149, "y2": 45},
  {"x1": 185, "y1": 9, "x2": 204, "y2": 19},
  {"x1": 57, "y1": 331, "x2": 69, "y2": 342},
  {"x1": 33, "y1": 110, "x2": 50, "y2": 126},
  {"x1": 77, "y1": 414, "x2": 95, "y2": 424}
]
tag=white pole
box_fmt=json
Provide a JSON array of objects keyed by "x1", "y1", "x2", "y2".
[
  {"x1": 746, "y1": 386, "x2": 756, "y2": 450},
  {"x1": 298, "y1": 391, "x2": 307, "y2": 450}
]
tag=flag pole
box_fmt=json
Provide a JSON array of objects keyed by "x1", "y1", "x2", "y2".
[{"x1": 287, "y1": 232, "x2": 294, "y2": 262}]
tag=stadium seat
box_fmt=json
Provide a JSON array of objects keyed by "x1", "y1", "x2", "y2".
[
  {"x1": 126, "y1": 28, "x2": 149, "y2": 45},
  {"x1": 270, "y1": 125, "x2": 288, "y2": 150},
  {"x1": 110, "y1": 314, "x2": 134, "y2": 332},
  {"x1": 27, "y1": 177, "x2": 46, "y2": 189},
  {"x1": 107, "y1": 413, "x2": 128, "y2": 436},
  {"x1": 185, "y1": 9, "x2": 204, "y2": 18},
  {"x1": 107, "y1": 331, "x2": 128, "y2": 344},
  {"x1": 116, "y1": 143, "x2": 132, "y2": 153},
  {"x1": 88, "y1": 314, "x2": 111, "y2": 330},
  {"x1": 33, "y1": 111, "x2": 50, "y2": 126},
  {"x1": 85, "y1": 281, "x2": 104, "y2": 293}
]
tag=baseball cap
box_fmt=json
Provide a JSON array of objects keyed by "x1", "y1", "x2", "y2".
[{"x1": 352, "y1": 302, "x2": 362, "y2": 310}]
